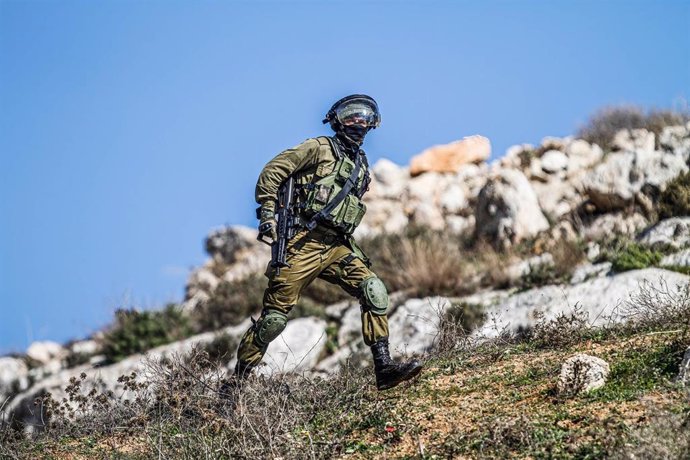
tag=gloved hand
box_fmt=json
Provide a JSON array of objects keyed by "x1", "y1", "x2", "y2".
[{"x1": 258, "y1": 208, "x2": 277, "y2": 242}]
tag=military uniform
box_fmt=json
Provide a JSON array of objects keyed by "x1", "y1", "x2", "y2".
[
  {"x1": 233, "y1": 94, "x2": 421, "y2": 390},
  {"x1": 236, "y1": 137, "x2": 390, "y2": 371}
]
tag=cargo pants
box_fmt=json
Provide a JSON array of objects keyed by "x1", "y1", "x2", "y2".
[{"x1": 236, "y1": 226, "x2": 390, "y2": 370}]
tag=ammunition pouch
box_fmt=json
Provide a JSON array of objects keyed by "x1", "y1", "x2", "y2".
[{"x1": 302, "y1": 153, "x2": 367, "y2": 234}]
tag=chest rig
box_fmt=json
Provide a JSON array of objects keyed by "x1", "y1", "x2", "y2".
[{"x1": 300, "y1": 136, "x2": 370, "y2": 235}]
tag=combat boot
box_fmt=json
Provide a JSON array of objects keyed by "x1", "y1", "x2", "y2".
[{"x1": 371, "y1": 338, "x2": 423, "y2": 390}]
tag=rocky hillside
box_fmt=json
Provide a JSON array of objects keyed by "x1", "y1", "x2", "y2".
[{"x1": 2, "y1": 112, "x2": 690, "y2": 458}]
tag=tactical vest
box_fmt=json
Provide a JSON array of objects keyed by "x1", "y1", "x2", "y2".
[{"x1": 301, "y1": 137, "x2": 370, "y2": 234}]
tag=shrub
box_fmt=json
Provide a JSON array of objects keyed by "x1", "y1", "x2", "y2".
[
  {"x1": 102, "y1": 305, "x2": 192, "y2": 363},
  {"x1": 360, "y1": 228, "x2": 477, "y2": 297},
  {"x1": 658, "y1": 171, "x2": 690, "y2": 219},
  {"x1": 577, "y1": 105, "x2": 690, "y2": 150},
  {"x1": 610, "y1": 242, "x2": 662, "y2": 272},
  {"x1": 203, "y1": 333, "x2": 238, "y2": 365},
  {"x1": 192, "y1": 275, "x2": 266, "y2": 331}
]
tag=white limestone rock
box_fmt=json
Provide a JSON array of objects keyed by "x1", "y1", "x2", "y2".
[
  {"x1": 369, "y1": 159, "x2": 409, "y2": 199},
  {"x1": 474, "y1": 268, "x2": 689, "y2": 338},
  {"x1": 557, "y1": 354, "x2": 610, "y2": 395},
  {"x1": 259, "y1": 317, "x2": 327, "y2": 376},
  {"x1": 26, "y1": 341, "x2": 66, "y2": 365},
  {"x1": 660, "y1": 249, "x2": 690, "y2": 268},
  {"x1": 613, "y1": 128, "x2": 655, "y2": 153},
  {"x1": 570, "y1": 262, "x2": 612, "y2": 284},
  {"x1": 439, "y1": 183, "x2": 468, "y2": 215},
  {"x1": 445, "y1": 215, "x2": 475, "y2": 235},
  {"x1": 205, "y1": 225, "x2": 259, "y2": 264},
  {"x1": 338, "y1": 304, "x2": 363, "y2": 346},
  {"x1": 566, "y1": 140, "x2": 603, "y2": 171},
  {"x1": 660, "y1": 124, "x2": 690, "y2": 160},
  {"x1": 638, "y1": 218, "x2": 690, "y2": 250},
  {"x1": 0, "y1": 357, "x2": 30, "y2": 402},
  {"x1": 584, "y1": 212, "x2": 648, "y2": 241},
  {"x1": 505, "y1": 253, "x2": 555, "y2": 281},
  {"x1": 387, "y1": 297, "x2": 452, "y2": 357},
  {"x1": 541, "y1": 150, "x2": 569, "y2": 173},
  {"x1": 6, "y1": 319, "x2": 251, "y2": 428},
  {"x1": 185, "y1": 266, "x2": 220, "y2": 299},
  {"x1": 405, "y1": 171, "x2": 443, "y2": 204},
  {"x1": 583, "y1": 150, "x2": 687, "y2": 211},
  {"x1": 410, "y1": 202, "x2": 445, "y2": 230},
  {"x1": 475, "y1": 169, "x2": 550, "y2": 247},
  {"x1": 357, "y1": 199, "x2": 408, "y2": 237}
]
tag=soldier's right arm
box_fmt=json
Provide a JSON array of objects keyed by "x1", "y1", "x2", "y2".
[{"x1": 255, "y1": 138, "x2": 320, "y2": 214}]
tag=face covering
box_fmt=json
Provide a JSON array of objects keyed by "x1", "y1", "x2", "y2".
[{"x1": 339, "y1": 125, "x2": 368, "y2": 146}]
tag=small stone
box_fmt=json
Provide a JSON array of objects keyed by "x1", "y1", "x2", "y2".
[{"x1": 557, "y1": 354, "x2": 610, "y2": 395}]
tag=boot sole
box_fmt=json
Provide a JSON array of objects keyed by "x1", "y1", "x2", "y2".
[{"x1": 377, "y1": 363, "x2": 423, "y2": 391}]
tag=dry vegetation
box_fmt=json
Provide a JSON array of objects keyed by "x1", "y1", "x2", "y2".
[
  {"x1": 3, "y1": 280, "x2": 689, "y2": 459},
  {"x1": 577, "y1": 105, "x2": 690, "y2": 151}
]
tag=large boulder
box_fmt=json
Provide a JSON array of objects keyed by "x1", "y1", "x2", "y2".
[
  {"x1": 409, "y1": 135, "x2": 491, "y2": 176},
  {"x1": 584, "y1": 151, "x2": 687, "y2": 211},
  {"x1": 557, "y1": 354, "x2": 610, "y2": 395},
  {"x1": 258, "y1": 318, "x2": 327, "y2": 376},
  {"x1": 386, "y1": 297, "x2": 452, "y2": 357},
  {"x1": 475, "y1": 169, "x2": 550, "y2": 247},
  {"x1": 531, "y1": 171, "x2": 586, "y2": 220},
  {"x1": 474, "y1": 268, "x2": 690, "y2": 338},
  {"x1": 638, "y1": 217, "x2": 690, "y2": 250}
]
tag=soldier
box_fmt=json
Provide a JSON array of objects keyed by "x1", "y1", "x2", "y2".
[{"x1": 234, "y1": 94, "x2": 422, "y2": 390}]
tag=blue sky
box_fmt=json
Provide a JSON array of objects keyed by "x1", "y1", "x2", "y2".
[{"x1": 1, "y1": 0, "x2": 688, "y2": 353}]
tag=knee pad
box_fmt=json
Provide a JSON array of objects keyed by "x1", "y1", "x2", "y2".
[
  {"x1": 359, "y1": 277, "x2": 389, "y2": 316},
  {"x1": 254, "y1": 309, "x2": 288, "y2": 348}
]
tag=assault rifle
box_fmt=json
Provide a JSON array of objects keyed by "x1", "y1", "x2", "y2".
[{"x1": 257, "y1": 176, "x2": 297, "y2": 276}]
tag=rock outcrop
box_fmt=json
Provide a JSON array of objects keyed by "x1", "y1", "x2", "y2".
[
  {"x1": 638, "y1": 218, "x2": 690, "y2": 250},
  {"x1": 5, "y1": 122, "x2": 690, "y2": 431},
  {"x1": 409, "y1": 135, "x2": 490, "y2": 176},
  {"x1": 474, "y1": 268, "x2": 690, "y2": 338},
  {"x1": 475, "y1": 169, "x2": 549, "y2": 246}
]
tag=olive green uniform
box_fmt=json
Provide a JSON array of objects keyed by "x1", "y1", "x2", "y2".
[{"x1": 236, "y1": 137, "x2": 390, "y2": 371}]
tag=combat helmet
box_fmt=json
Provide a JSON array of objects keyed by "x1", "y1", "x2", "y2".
[{"x1": 323, "y1": 94, "x2": 381, "y2": 132}]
